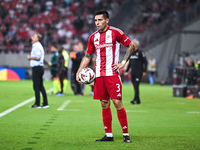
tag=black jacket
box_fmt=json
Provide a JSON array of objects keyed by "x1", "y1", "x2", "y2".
[
  {"x1": 57, "y1": 53, "x2": 65, "y2": 75},
  {"x1": 71, "y1": 51, "x2": 83, "y2": 73},
  {"x1": 126, "y1": 49, "x2": 147, "y2": 74}
]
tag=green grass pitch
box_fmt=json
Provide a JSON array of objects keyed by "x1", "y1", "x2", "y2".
[{"x1": 0, "y1": 80, "x2": 199, "y2": 150}]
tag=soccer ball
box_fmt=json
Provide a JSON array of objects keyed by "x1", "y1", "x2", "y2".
[{"x1": 79, "y1": 68, "x2": 95, "y2": 84}]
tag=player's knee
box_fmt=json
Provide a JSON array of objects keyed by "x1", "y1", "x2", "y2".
[
  {"x1": 112, "y1": 99, "x2": 123, "y2": 110},
  {"x1": 101, "y1": 100, "x2": 110, "y2": 108}
]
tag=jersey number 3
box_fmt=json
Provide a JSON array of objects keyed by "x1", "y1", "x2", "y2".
[{"x1": 116, "y1": 84, "x2": 120, "y2": 92}]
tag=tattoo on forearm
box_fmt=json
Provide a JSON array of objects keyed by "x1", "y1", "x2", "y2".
[
  {"x1": 85, "y1": 53, "x2": 92, "y2": 58},
  {"x1": 123, "y1": 43, "x2": 135, "y2": 62}
]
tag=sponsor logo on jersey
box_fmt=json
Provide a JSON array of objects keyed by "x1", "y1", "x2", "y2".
[
  {"x1": 130, "y1": 55, "x2": 138, "y2": 59},
  {"x1": 95, "y1": 43, "x2": 113, "y2": 49}
]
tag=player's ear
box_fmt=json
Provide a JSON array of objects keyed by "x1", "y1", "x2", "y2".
[{"x1": 106, "y1": 18, "x2": 109, "y2": 24}]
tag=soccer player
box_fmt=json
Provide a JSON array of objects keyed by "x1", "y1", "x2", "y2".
[
  {"x1": 76, "y1": 10, "x2": 138, "y2": 142},
  {"x1": 61, "y1": 47, "x2": 69, "y2": 93},
  {"x1": 56, "y1": 47, "x2": 66, "y2": 96},
  {"x1": 48, "y1": 44, "x2": 59, "y2": 95}
]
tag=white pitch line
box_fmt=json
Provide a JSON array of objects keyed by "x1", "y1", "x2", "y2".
[
  {"x1": 187, "y1": 112, "x2": 200, "y2": 114},
  {"x1": 0, "y1": 88, "x2": 53, "y2": 118},
  {"x1": 0, "y1": 97, "x2": 35, "y2": 118},
  {"x1": 57, "y1": 100, "x2": 71, "y2": 111}
]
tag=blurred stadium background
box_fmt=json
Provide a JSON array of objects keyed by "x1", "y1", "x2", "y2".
[{"x1": 0, "y1": 0, "x2": 200, "y2": 84}]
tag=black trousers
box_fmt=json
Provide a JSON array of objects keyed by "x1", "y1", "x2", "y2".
[
  {"x1": 58, "y1": 71, "x2": 65, "y2": 93},
  {"x1": 73, "y1": 73, "x2": 82, "y2": 95},
  {"x1": 32, "y1": 66, "x2": 48, "y2": 106},
  {"x1": 131, "y1": 72, "x2": 142, "y2": 102}
]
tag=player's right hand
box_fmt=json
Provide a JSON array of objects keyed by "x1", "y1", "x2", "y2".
[
  {"x1": 27, "y1": 55, "x2": 31, "y2": 60},
  {"x1": 76, "y1": 71, "x2": 83, "y2": 85}
]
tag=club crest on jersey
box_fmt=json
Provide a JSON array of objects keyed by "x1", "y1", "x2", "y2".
[{"x1": 106, "y1": 35, "x2": 111, "y2": 39}]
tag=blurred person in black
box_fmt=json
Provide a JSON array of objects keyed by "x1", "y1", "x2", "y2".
[
  {"x1": 125, "y1": 39, "x2": 147, "y2": 104},
  {"x1": 88, "y1": 55, "x2": 95, "y2": 96},
  {"x1": 56, "y1": 47, "x2": 65, "y2": 96},
  {"x1": 70, "y1": 44, "x2": 83, "y2": 95},
  {"x1": 197, "y1": 78, "x2": 200, "y2": 98},
  {"x1": 185, "y1": 57, "x2": 196, "y2": 85}
]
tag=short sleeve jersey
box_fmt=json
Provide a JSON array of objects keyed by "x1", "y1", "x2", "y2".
[{"x1": 86, "y1": 26, "x2": 131, "y2": 77}]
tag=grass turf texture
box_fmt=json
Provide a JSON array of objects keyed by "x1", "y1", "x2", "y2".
[{"x1": 0, "y1": 80, "x2": 199, "y2": 150}]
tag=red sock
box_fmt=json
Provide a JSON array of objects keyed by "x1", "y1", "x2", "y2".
[
  {"x1": 117, "y1": 108, "x2": 129, "y2": 133},
  {"x1": 102, "y1": 108, "x2": 112, "y2": 133}
]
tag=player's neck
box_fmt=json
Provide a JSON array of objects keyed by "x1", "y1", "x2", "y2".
[{"x1": 99, "y1": 25, "x2": 109, "y2": 33}]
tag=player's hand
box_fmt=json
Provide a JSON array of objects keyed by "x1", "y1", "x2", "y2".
[
  {"x1": 48, "y1": 62, "x2": 52, "y2": 66},
  {"x1": 76, "y1": 71, "x2": 83, "y2": 85},
  {"x1": 89, "y1": 81, "x2": 94, "y2": 86},
  {"x1": 132, "y1": 40, "x2": 139, "y2": 50},
  {"x1": 27, "y1": 55, "x2": 31, "y2": 60},
  {"x1": 112, "y1": 63, "x2": 124, "y2": 71}
]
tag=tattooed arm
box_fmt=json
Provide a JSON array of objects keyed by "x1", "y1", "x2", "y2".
[
  {"x1": 122, "y1": 42, "x2": 135, "y2": 64},
  {"x1": 112, "y1": 41, "x2": 138, "y2": 71}
]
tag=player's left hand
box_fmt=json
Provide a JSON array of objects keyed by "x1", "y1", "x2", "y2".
[
  {"x1": 132, "y1": 40, "x2": 139, "y2": 50},
  {"x1": 89, "y1": 81, "x2": 94, "y2": 86},
  {"x1": 112, "y1": 63, "x2": 124, "y2": 71}
]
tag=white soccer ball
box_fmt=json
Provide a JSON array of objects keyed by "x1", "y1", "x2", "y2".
[{"x1": 79, "y1": 68, "x2": 95, "y2": 84}]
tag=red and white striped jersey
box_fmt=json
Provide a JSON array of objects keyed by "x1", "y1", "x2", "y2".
[{"x1": 86, "y1": 26, "x2": 131, "y2": 77}]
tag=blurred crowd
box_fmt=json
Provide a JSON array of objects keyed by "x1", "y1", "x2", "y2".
[
  {"x1": 0, "y1": 0, "x2": 198, "y2": 54},
  {"x1": 129, "y1": 0, "x2": 197, "y2": 34},
  {"x1": 128, "y1": 0, "x2": 199, "y2": 49},
  {"x1": 0, "y1": 0, "x2": 124, "y2": 54}
]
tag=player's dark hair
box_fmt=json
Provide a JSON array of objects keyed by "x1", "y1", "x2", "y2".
[
  {"x1": 51, "y1": 43, "x2": 58, "y2": 49},
  {"x1": 95, "y1": 10, "x2": 109, "y2": 19},
  {"x1": 58, "y1": 46, "x2": 64, "y2": 54}
]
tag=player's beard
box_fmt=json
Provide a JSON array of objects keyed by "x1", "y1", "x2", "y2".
[{"x1": 97, "y1": 24, "x2": 107, "y2": 32}]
